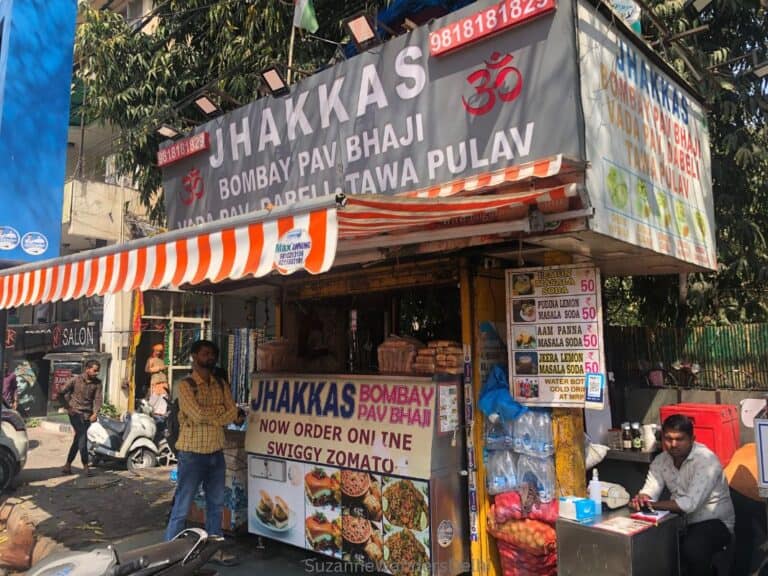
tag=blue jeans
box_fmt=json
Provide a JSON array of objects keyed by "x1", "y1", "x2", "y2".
[{"x1": 165, "y1": 450, "x2": 225, "y2": 540}]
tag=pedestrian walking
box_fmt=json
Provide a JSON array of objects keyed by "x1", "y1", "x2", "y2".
[
  {"x1": 60, "y1": 360, "x2": 103, "y2": 476},
  {"x1": 164, "y1": 339, "x2": 243, "y2": 565}
]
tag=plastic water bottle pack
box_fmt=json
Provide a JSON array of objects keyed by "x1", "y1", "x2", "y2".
[
  {"x1": 513, "y1": 409, "x2": 554, "y2": 457},
  {"x1": 517, "y1": 454, "x2": 555, "y2": 503},
  {"x1": 487, "y1": 449, "x2": 518, "y2": 495}
]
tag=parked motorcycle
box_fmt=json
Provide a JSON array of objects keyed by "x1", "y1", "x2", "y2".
[
  {"x1": 88, "y1": 400, "x2": 172, "y2": 471},
  {"x1": 27, "y1": 528, "x2": 223, "y2": 576}
]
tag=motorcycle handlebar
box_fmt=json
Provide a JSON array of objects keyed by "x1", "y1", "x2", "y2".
[{"x1": 108, "y1": 556, "x2": 148, "y2": 576}]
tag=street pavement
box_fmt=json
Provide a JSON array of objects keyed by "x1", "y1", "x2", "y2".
[{"x1": 11, "y1": 424, "x2": 383, "y2": 575}]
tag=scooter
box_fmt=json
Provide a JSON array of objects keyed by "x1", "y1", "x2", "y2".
[
  {"x1": 27, "y1": 528, "x2": 223, "y2": 576},
  {"x1": 88, "y1": 400, "x2": 169, "y2": 471}
]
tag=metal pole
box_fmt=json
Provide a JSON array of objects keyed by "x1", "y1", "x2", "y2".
[{"x1": 287, "y1": 25, "x2": 296, "y2": 85}]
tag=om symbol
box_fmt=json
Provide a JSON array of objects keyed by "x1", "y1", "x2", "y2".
[
  {"x1": 181, "y1": 168, "x2": 205, "y2": 206},
  {"x1": 462, "y1": 52, "x2": 524, "y2": 116}
]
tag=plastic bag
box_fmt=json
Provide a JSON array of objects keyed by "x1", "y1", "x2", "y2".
[
  {"x1": 478, "y1": 365, "x2": 527, "y2": 421},
  {"x1": 492, "y1": 488, "x2": 559, "y2": 525}
]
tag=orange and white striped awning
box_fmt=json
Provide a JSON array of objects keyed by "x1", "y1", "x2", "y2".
[
  {"x1": 339, "y1": 184, "x2": 579, "y2": 238},
  {"x1": 0, "y1": 203, "x2": 338, "y2": 310},
  {"x1": 0, "y1": 175, "x2": 584, "y2": 310},
  {"x1": 397, "y1": 155, "x2": 572, "y2": 199}
]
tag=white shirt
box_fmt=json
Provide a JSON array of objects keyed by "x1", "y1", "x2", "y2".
[{"x1": 640, "y1": 442, "x2": 735, "y2": 532}]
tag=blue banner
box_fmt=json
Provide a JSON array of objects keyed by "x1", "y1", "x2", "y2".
[{"x1": 0, "y1": 0, "x2": 76, "y2": 263}]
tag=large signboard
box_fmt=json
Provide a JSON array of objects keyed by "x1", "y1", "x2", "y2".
[
  {"x1": 5, "y1": 321, "x2": 100, "y2": 353},
  {"x1": 0, "y1": 0, "x2": 76, "y2": 262},
  {"x1": 577, "y1": 1, "x2": 716, "y2": 270},
  {"x1": 162, "y1": 0, "x2": 583, "y2": 230},
  {"x1": 506, "y1": 265, "x2": 606, "y2": 407},
  {"x1": 246, "y1": 374, "x2": 436, "y2": 479}
]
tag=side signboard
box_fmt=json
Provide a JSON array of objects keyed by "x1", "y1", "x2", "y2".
[
  {"x1": 162, "y1": 0, "x2": 583, "y2": 230},
  {"x1": 246, "y1": 374, "x2": 436, "y2": 479},
  {"x1": 506, "y1": 264, "x2": 606, "y2": 407},
  {"x1": 577, "y1": 0, "x2": 716, "y2": 270}
]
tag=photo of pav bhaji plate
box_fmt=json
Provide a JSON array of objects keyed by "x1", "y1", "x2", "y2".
[
  {"x1": 341, "y1": 470, "x2": 371, "y2": 498},
  {"x1": 384, "y1": 528, "x2": 430, "y2": 576},
  {"x1": 342, "y1": 514, "x2": 373, "y2": 545}
]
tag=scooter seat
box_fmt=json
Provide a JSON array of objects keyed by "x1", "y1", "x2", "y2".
[{"x1": 101, "y1": 417, "x2": 126, "y2": 436}]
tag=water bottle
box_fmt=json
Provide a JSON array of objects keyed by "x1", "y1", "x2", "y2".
[
  {"x1": 485, "y1": 412, "x2": 505, "y2": 449},
  {"x1": 535, "y1": 410, "x2": 554, "y2": 456},
  {"x1": 487, "y1": 451, "x2": 508, "y2": 495},
  {"x1": 502, "y1": 449, "x2": 518, "y2": 491},
  {"x1": 517, "y1": 411, "x2": 534, "y2": 454},
  {"x1": 504, "y1": 418, "x2": 516, "y2": 448}
]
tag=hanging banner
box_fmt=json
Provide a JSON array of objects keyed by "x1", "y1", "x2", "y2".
[
  {"x1": 506, "y1": 264, "x2": 606, "y2": 407},
  {"x1": 577, "y1": 0, "x2": 716, "y2": 270}
]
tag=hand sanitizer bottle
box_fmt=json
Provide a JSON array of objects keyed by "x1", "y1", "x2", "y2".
[{"x1": 589, "y1": 468, "x2": 602, "y2": 517}]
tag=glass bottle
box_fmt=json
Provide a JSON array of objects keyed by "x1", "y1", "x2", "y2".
[
  {"x1": 631, "y1": 422, "x2": 642, "y2": 451},
  {"x1": 621, "y1": 422, "x2": 633, "y2": 450}
]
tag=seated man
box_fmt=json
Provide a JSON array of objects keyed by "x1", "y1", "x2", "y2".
[{"x1": 631, "y1": 414, "x2": 735, "y2": 576}]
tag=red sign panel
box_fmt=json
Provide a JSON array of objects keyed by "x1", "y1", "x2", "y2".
[
  {"x1": 51, "y1": 368, "x2": 74, "y2": 402},
  {"x1": 429, "y1": 0, "x2": 557, "y2": 57},
  {"x1": 157, "y1": 132, "x2": 210, "y2": 167}
]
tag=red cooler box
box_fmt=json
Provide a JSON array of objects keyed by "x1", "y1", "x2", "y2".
[{"x1": 659, "y1": 403, "x2": 739, "y2": 467}]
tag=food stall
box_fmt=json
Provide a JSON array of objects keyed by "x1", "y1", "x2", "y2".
[{"x1": 0, "y1": 0, "x2": 717, "y2": 574}]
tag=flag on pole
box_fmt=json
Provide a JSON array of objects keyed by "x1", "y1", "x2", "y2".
[{"x1": 293, "y1": 0, "x2": 319, "y2": 33}]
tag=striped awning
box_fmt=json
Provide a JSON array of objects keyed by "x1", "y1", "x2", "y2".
[
  {"x1": 0, "y1": 178, "x2": 583, "y2": 310},
  {"x1": 0, "y1": 203, "x2": 338, "y2": 310},
  {"x1": 397, "y1": 155, "x2": 572, "y2": 199},
  {"x1": 340, "y1": 183, "x2": 578, "y2": 238}
]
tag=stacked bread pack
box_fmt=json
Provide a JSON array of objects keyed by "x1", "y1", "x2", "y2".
[
  {"x1": 256, "y1": 338, "x2": 291, "y2": 372},
  {"x1": 415, "y1": 340, "x2": 464, "y2": 375},
  {"x1": 377, "y1": 335, "x2": 424, "y2": 374}
]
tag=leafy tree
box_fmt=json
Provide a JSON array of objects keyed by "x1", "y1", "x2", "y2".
[{"x1": 603, "y1": 0, "x2": 768, "y2": 326}]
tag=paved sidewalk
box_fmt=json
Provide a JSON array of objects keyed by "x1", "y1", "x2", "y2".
[{"x1": 0, "y1": 424, "x2": 174, "y2": 572}]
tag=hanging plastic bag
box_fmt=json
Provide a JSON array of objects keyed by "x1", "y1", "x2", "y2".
[{"x1": 478, "y1": 365, "x2": 527, "y2": 422}]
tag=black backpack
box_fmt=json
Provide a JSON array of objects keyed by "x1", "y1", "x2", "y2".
[{"x1": 166, "y1": 377, "x2": 196, "y2": 454}]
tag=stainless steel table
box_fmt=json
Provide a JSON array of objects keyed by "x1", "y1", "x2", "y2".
[{"x1": 557, "y1": 508, "x2": 680, "y2": 576}]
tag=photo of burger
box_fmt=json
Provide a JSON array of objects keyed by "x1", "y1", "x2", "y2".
[
  {"x1": 305, "y1": 466, "x2": 341, "y2": 508},
  {"x1": 254, "y1": 490, "x2": 294, "y2": 532},
  {"x1": 305, "y1": 512, "x2": 342, "y2": 557}
]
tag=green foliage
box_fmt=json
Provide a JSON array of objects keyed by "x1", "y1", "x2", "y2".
[
  {"x1": 604, "y1": 1, "x2": 768, "y2": 327},
  {"x1": 99, "y1": 401, "x2": 119, "y2": 418}
]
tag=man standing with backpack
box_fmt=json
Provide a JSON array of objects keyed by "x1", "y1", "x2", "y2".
[{"x1": 164, "y1": 339, "x2": 244, "y2": 553}]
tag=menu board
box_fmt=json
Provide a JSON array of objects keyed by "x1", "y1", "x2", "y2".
[
  {"x1": 506, "y1": 265, "x2": 606, "y2": 407},
  {"x1": 248, "y1": 457, "x2": 432, "y2": 575}
]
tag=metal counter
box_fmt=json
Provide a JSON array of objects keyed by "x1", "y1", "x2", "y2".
[{"x1": 557, "y1": 509, "x2": 680, "y2": 576}]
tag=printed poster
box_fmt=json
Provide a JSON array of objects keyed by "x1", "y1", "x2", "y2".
[{"x1": 506, "y1": 265, "x2": 606, "y2": 407}]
